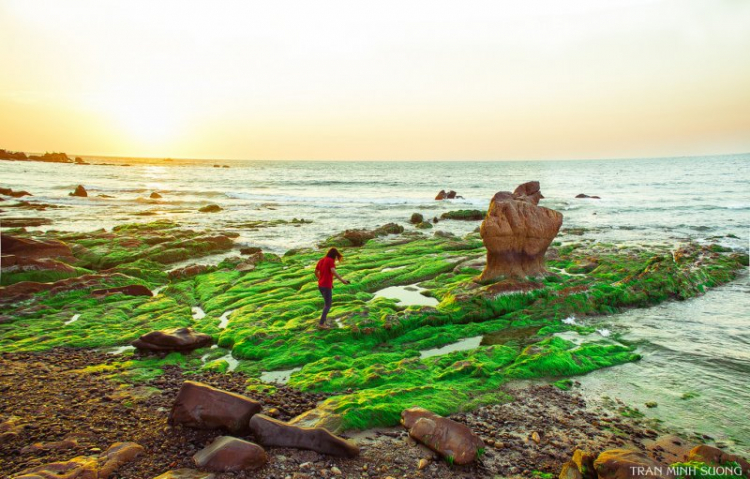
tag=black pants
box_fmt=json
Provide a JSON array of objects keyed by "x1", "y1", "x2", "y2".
[{"x1": 319, "y1": 286, "x2": 332, "y2": 324}]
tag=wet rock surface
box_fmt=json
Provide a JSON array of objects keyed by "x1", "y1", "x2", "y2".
[
  {"x1": 133, "y1": 328, "x2": 213, "y2": 352},
  {"x1": 192, "y1": 436, "x2": 268, "y2": 472},
  {"x1": 401, "y1": 407, "x2": 484, "y2": 465},
  {"x1": 170, "y1": 381, "x2": 262, "y2": 433},
  {"x1": 249, "y1": 414, "x2": 359, "y2": 458}
]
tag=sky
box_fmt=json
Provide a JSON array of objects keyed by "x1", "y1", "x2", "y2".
[{"x1": 1, "y1": 0, "x2": 749, "y2": 161}]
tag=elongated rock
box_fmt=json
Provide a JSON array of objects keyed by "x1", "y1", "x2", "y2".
[
  {"x1": 132, "y1": 327, "x2": 211, "y2": 352},
  {"x1": 14, "y1": 441, "x2": 143, "y2": 479},
  {"x1": 169, "y1": 381, "x2": 261, "y2": 433},
  {"x1": 192, "y1": 436, "x2": 267, "y2": 472},
  {"x1": 480, "y1": 182, "x2": 562, "y2": 280},
  {"x1": 401, "y1": 407, "x2": 484, "y2": 465},
  {"x1": 249, "y1": 414, "x2": 359, "y2": 457}
]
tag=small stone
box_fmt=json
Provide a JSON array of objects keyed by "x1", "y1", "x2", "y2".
[
  {"x1": 645, "y1": 401, "x2": 658, "y2": 408},
  {"x1": 530, "y1": 431, "x2": 541, "y2": 444},
  {"x1": 331, "y1": 466, "x2": 342, "y2": 475},
  {"x1": 418, "y1": 458, "x2": 430, "y2": 470}
]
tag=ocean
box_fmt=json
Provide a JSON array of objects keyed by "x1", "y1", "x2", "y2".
[{"x1": 2, "y1": 153, "x2": 749, "y2": 452}]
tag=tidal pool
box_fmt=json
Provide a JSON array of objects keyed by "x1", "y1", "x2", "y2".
[{"x1": 371, "y1": 283, "x2": 439, "y2": 307}]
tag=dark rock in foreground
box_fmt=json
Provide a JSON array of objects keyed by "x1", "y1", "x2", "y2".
[
  {"x1": 169, "y1": 380, "x2": 261, "y2": 433},
  {"x1": 594, "y1": 449, "x2": 674, "y2": 479},
  {"x1": 401, "y1": 407, "x2": 484, "y2": 465},
  {"x1": 133, "y1": 328, "x2": 212, "y2": 352},
  {"x1": 192, "y1": 436, "x2": 267, "y2": 472},
  {"x1": 249, "y1": 414, "x2": 359, "y2": 457},
  {"x1": 14, "y1": 442, "x2": 143, "y2": 479}
]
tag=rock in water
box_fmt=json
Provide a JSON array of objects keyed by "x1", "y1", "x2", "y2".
[
  {"x1": 150, "y1": 192, "x2": 162, "y2": 198},
  {"x1": 479, "y1": 182, "x2": 562, "y2": 280},
  {"x1": 169, "y1": 380, "x2": 261, "y2": 433},
  {"x1": 132, "y1": 327, "x2": 212, "y2": 352},
  {"x1": 70, "y1": 184, "x2": 88, "y2": 197},
  {"x1": 401, "y1": 407, "x2": 484, "y2": 465},
  {"x1": 249, "y1": 414, "x2": 359, "y2": 457},
  {"x1": 687, "y1": 445, "x2": 750, "y2": 476},
  {"x1": 594, "y1": 449, "x2": 674, "y2": 479},
  {"x1": 192, "y1": 436, "x2": 267, "y2": 472},
  {"x1": 435, "y1": 190, "x2": 447, "y2": 200},
  {"x1": 92, "y1": 284, "x2": 153, "y2": 297},
  {"x1": 14, "y1": 442, "x2": 143, "y2": 479}
]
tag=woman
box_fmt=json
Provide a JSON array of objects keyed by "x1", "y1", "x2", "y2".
[{"x1": 314, "y1": 247, "x2": 350, "y2": 329}]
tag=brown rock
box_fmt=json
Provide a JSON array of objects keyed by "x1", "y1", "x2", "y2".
[
  {"x1": 168, "y1": 264, "x2": 209, "y2": 279},
  {"x1": 1, "y1": 255, "x2": 76, "y2": 274},
  {"x1": 192, "y1": 436, "x2": 267, "y2": 472},
  {"x1": 0, "y1": 273, "x2": 135, "y2": 304},
  {"x1": 688, "y1": 445, "x2": 749, "y2": 476},
  {"x1": 401, "y1": 407, "x2": 484, "y2": 465},
  {"x1": 479, "y1": 182, "x2": 563, "y2": 280},
  {"x1": 446, "y1": 190, "x2": 457, "y2": 199},
  {"x1": 14, "y1": 441, "x2": 143, "y2": 479},
  {"x1": 133, "y1": 328, "x2": 212, "y2": 352},
  {"x1": 150, "y1": 192, "x2": 162, "y2": 199},
  {"x1": 0, "y1": 187, "x2": 32, "y2": 197},
  {"x1": 70, "y1": 185, "x2": 88, "y2": 197},
  {"x1": 1, "y1": 235, "x2": 73, "y2": 259},
  {"x1": 289, "y1": 406, "x2": 345, "y2": 434},
  {"x1": 514, "y1": 181, "x2": 544, "y2": 205},
  {"x1": 249, "y1": 414, "x2": 359, "y2": 458},
  {"x1": 92, "y1": 284, "x2": 153, "y2": 297},
  {"x1": 169, "y1": 380, "x2": 261, "y2": 433},
  {"x1": 560, "y1": 449, "x2": 596, "y2": 479},
  {"x1": 594, "y1": 449, "x2": 674, "y2": 479},
  {"x1": 435, "y1": 190, "x2": 447, "y2": 200},
  {"x1": 240, "y1": 247, "x2": 262, "y2": 255},
  {"x1": 152, "y1": 469, "x2": 216, "y2": 479}
]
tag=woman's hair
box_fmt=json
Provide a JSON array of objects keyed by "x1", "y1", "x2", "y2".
[{"x1": 326, "y1": 247, "x2": 343, "y2": 262}]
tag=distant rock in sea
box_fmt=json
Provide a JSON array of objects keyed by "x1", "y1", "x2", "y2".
[{"x1": 69, "y1": 185, "x2": 88, "y2": 197}]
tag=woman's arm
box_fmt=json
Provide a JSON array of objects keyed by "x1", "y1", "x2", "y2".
[{"x1": 331, "y1": 267, "x2": 350, "y2": 285}]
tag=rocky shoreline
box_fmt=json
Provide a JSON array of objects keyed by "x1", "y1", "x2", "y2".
[{"x1": 1, "y1": 348, "x2": 724, "y2": 479}]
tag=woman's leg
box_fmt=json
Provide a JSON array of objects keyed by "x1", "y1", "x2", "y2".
[{"x1": 319, "y1": 287, "x2": 333, "y2": 325}]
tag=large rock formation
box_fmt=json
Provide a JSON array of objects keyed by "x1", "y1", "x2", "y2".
[
  {"x1": 1, "y1": 235, "x2": 73, "y2": 259},
  {"x1": 169, "y1": 380, "x2": 261, "y2": 433},
  {"x1": 401, "y1": 407, "x2": 484, "y2": 465},
  {"x1": 192, "y1": 436, "x2": 267, "y2": 472},
  {"x1": 594, "y1": 449, "x2": 674, "y2": 479},
  {"x1": 133, "y1": 327, "x2": 212, "y2": 352},
  {"x1": 479, "y1": 181, "x2": 562, "y2": 280},
  {"x1": 249, "y1": 414, "x2": 359, "y2": 457}
]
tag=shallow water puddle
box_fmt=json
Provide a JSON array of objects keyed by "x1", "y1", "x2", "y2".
[
  {"x1": 191, "y1": 307, "x2": 206, "y2": 320},
  {"x1": 64, "y1": 314, "x2": 81, "y2": 326},
  {"x1": 260, "y1": 367, "x2": 302, "y2": 384},
  {"x1": 371, "y1": 284, "x2": 439, "y2": 307},
  {"x1": 381, "y1": 266, "x2": 407, "y2": 272},
  {"x1": 419, "y1": 335, "x2": 483, "y2": 359},
  {"x1": 481, "y1": 326, "x2": 542, "y2": 347},
  {"x1": 218, "y1": 310, "x2": 235, "y2": 329}
]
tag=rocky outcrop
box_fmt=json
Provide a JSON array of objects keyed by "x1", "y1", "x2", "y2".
[
  {"x1": 1, "y1": 256, "x2": 76, "y2": 274},
  {"x1": 169, "y1": 381, "x2": 261, "y2": 433},
  {"x1": 594, "y1": 449, "x2": 673, "y2": 479},
  {"x1": 14, "y1": 442, "x2": 143, "y2": 479},
  {"x1": 576, "y1": 193, "x2": 601, "y2": 199},
  {"x1": 70, "y1": 185, "x2": 88, "y2": 197},
  {"x1": 192, "y1": 436, "x2": 267, "y2": 472},
  {"x1": 92, "y1": 284, "x2": 153, "y2": 297},
  {"x1": 249, "y1": 414, "x2": 359, "y2": 457},
  {"x1": 240, "y1": 247, "x2": 262, "y2": 255},
  {"x1": 0, "y1": 273, "x2": 137, "y2": 304},
  {"x1": 0, "y1": 187, "x2": 32, "y2": 197},
  {"x1": 168, "y1": 264, "x2": 209, "y2": 279},
  {"x1": 199, "y1": 204, "x2": 222, "y2": 213},
  {"x1": 479, "y1": 182, "x2": 563, "y2": 280},
  {"x1": 323, "y1": 223, "x2": 405, "y2": 247},
  {"x1": 410, "y1": 213, "x2": 424, "y2": 224},
  {"x1": 687, "y1": 445, "x2": 750, "y2": 476},
  {"x1": 435, "y1": 190, "x2": 447, "y2": 200},
  {"x1": 441, "y1": 210, "x2": 485, "y2": 221},
  {"x1": 133, "y1": 328, "x2": 212, "y2": 352},
  {"x1": 401, "y1": 407, "x2": 484, "y2": 465},
  {"x1": 559, "y1": 449, "x2": 596, "y2": 479},
  {"x1": 150, "y1": 192, "x2": 162, "y2": 199},
  {"x1": 2, "y1": 235, "x2": 72, "y2": 259}
]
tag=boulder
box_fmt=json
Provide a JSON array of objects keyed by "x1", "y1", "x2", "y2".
[
  {"x1": 133, "y1": 327, "x2": 212, "y2": 352},
  {"x1": 447, "y1": 190, "x2": 457, "y2": 199},
  {"x1": 415, "y1": 221, "x2": 433, "y2": 229},
  {"x1": 0, "y1": 187, "x2": 32, "y2": 197},
  {"x1": 688, "y1": 445, "x2": 749, "y2": 476},
  {"x1": 479, "y1": 182, "x2": 563, "y2": 280},
  {"x1": 70, "y1": 185, "x2": 88, "y2": 197},
  {"x1": 575, "y1": 193, "x2": 601, "y2": 199},
  {"x1": 92, "y1": 285, "x2": 153, "y2": 297},
  {"x1": 14, "y1": 442, "x2": 143, "y2": 479},
  {"x1": 401, "y1": 407, "x2": 484, "y2": 465},
  {"x1": 249, "y1": 414, "x2": 359, "y2": 458},
  {"x1": 594, "y1": 449, "x2": 673, "y2": 479},
  {"x1": 2, "y1": 235, "x2": 72, "y2": 259},
  {"x1": 150, "y1": 192, "x2": 162, "y2": 199},
  {"x1": 192, "y1": 436, "x2": 267, "y2": 472},
  {"x1": 168, "y1": 264, "x2": 209, "y2": 279},
  {"x1": 199, "y1": 204, "x2": 222, "y2": 213},
  {"x1": 435, "y1": 190, "x2": 447, "y2": 200},
  {"x1": 410, "y1": 213, "x2": 424, "y2": 224},
  {"x1": 240, "y1": 247, "x2": 262, "y2": 255},
  {"x1": 169, "y1": 380, "x2": 261, "y2": 433}
]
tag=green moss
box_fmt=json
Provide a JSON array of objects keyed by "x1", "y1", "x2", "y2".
[{"x1": 440, "y1": 210, "x2": 486, "y2": 221}]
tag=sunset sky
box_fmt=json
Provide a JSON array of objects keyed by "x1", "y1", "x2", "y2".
[{"x1": 1, "y1": 0, "x2": 749, "y2": 161}]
